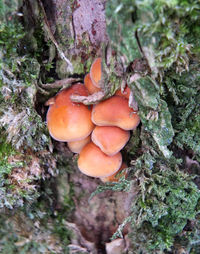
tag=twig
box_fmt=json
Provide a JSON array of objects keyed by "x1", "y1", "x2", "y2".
[
  {"x1": 41, "y1": 78, "x2": 81, "y2": 89},
  {"x1": 70, "y1": 91, "x2": 105, "y2": 105},
  {"x1": 135, "y1": 30, "x2": 144, "y2": 57}
]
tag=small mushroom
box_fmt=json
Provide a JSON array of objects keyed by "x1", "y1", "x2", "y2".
[
  {"x1": 46, "y1": 83, "x2": 94, "y2": 142},
  {"x1": 54, "y1": 83, "x2": 89, "y2": 105},
  {"x1": 92, "y1": 96, "x2": 140, "y2": 130},
  {"x1": 90, "y1": 57, "x2": 102, "y2": 88},
  {"x1": 84, "y1": 73, "x2": 101, "y2": 94},
  {"x1": 68, "y1": 135, "x2": 91, "y2": 154},
  {"x1": 91, "y1": 126, "x2": 130, "y2": 156},
  {"x1": 78, "y1": 142, "x2": 122, "y2": 178},
  {"x1": 100, "y1": 163, "x2": 128, "y2": 182}
]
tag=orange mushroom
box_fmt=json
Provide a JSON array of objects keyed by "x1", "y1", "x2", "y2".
[
  {"x1": 91, "y1": 126, "x2": 130, "y2": 156},
  {"x1": 68, "y1": 135, "x2": 91, "y2": 154},
  {"x1": 84, "y1": 73, "x2": 101, "y2": 94},
  {"x1": 78, "y1": 142, "x2": 122, "y2": 178},
  {"x1": 46, "y1": 83, "x2": 94, "y2": 142},
  {"x1": 92, "y1": 96, "x2": 140, "y2": 130},
  {"x1": 115, "y1": 85, "x2": 131, "y2": 100},
  {"x1": 53, "y1": 83, "x2": 89, "y2": 105},
  {"x1": 100, "y1": 162, "x2": 128, "y2": 182},
  {"x1": 90, "y1": 57, "x2": 102, "y2": 88}
]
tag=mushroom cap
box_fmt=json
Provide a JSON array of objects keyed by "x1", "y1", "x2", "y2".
[
  {"x1": 91, "y1": 126, "x2": 130, "y2": 156},
  {"x1": 54, "y1": 83, "x2": 89, "y2": 106},
  {"x1": 90, "y1": 57, "x2": 102, "y2": 88},
  {"x1": 84, "y1": 73, "x2": 101, "y2": 94},
  {"x1": 78, "y1": 142, "x2": 122, "y2": 178},
  {"x1": 47, "y1": 104, "x2": 94, "y2": 142},
  {"x1": 100, "y1": 162, "x2": 128, "y2": 182},
  {"x1": 47, "y1": 84, "x2": 94, "y2": 142},
  {"x1": 68, "y1": 135, "x2": 91, "y2": 154},
  {"x1": 115, "y1": 85, "x2": 131, "y2": 100},
  {"x1": 92, "y1": 96, "x2": 140, "y2": 130}
]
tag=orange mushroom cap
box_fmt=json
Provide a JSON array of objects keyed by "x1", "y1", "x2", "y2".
[
  {"x1": 91, "y1": 126, "x2": 130, "y2": 156},
  {"x1": 92, "y1": 96, "x2": 140, "y2": 130},
  {"x1": 84, "y1": 73, "x2": 101, "y2": 94},
  {"x1": 46, "y1": 83, "x2": 94, "y2": 142},
  {"x1": 90, "y1": 57, "x2": 102, "y2": 88},
  {"x1": 68, "y1": 135, "x2": 91, "y2": 154},
  {"x1": 78, "y1": 142, "x2": 122, "y2": 178},
  {"x1": 115, "y1": 85, "x2": 131, "y2": 100},
  {"x1": 100, "y1": 163, "x2": 128, "y2": 182},
  {"x1": 53, "y1": 83, "x2": 89, "y2": 106}
]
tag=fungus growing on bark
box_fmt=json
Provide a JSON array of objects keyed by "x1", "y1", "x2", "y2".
[
  {"x1": 78, "y1": 142, "x2": 122, "y2": 177},
  {"x1": 84, "y1": 73, "x2": 101, "y2": 94},
  {"x1": 45, "y1": 65, "x2": 140, "y2": 182},
  {"x1": 91, "y1": 126, "x2": 130, "y2": 156},
  {"x1": 90, "y1": 57, "x2": 102, "y2": 88},
  {"x1": 46, "y1": 83, "x2": 94, "y2": 142},
  {"x1": 92, "y1": 96, "x2": 140, "y2": 130}
]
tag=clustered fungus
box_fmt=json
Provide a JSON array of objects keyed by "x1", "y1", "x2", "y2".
[{"x1": 46, "y1": 58, "x2": 140, "y2": 182}]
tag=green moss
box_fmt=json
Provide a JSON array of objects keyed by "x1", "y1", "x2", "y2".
[
  {"x1": 106, "y1": 0, "x2": 141, "y2": 64},
  {"x1": 0, "y1": 3, "x2": 51, "y2": 151},
  {"x1": 0, "y1": 0, "x2": 199, "y2": 253},
  {"x1": 164, "y1": 65, "x2": 200, "y2": 161},
  {"x1": 0, "y1": 1, "x2": 53, "y2": 210},
  {"x1": 126, "y1": 128, "x2": 141, "y2": 156},
  {"x1": 132, "y1": 77, "x2": 174, "y2": 158},
  {"x1": 0, "y1": 136, "x2": 18, "y2": 175},
  {"x1": 0, "y1": 208, "x2": 71, "y2": 254},
  {"x1": 93, "y1": 150, "x2": 200, "y2": 252},
  {"x1": 104, "y1": 2, "x2": 200, "y2": 252},
  {"x1": 71, "y1": 56, "x2": 85, "y2": 74},
  {"x1": 0, "y1": 136, "x2": 40, "y2": 209}
]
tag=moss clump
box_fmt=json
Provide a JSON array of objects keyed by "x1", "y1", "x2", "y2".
[
  {"x1": 128, "y1": 152, "x2": 199, "y2": 252},
  {"x1": 106, "y1": 0, "x2": 141, "y2": 64},
  {"x1": 164, "y1": 65, "x2": 200, "y2": 161},
  {"x1": 105, "y1": 0, "x2": 200, "y2": 252},
  {"x1": 0, "y1": 206, "x2": 71, "y2": 254},
  {"x1": 92, "y1": 149, "x2": 200, "y2": 252},
  {"x1": 0, "y1": 136, "x2": 41, "y2": 209},
  {"x1": 0, "y1": 0, "x2": 57, "y2": 210},
  {"x1": 0, "y1": 1, "x2": 50, "y2": 151}
]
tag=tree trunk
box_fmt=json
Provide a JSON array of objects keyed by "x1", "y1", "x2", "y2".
[{"x1": 0, "y1": 0, "x2": 200, "y2": 254}]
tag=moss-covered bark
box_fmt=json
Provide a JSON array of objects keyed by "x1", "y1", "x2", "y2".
[{"x1": 0, "y1": 0, "x2": 200, "y2": 253}]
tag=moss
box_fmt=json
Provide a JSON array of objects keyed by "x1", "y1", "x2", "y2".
[
  {"x1": 0, "y1": 0, "x2": 56, "y2": 210},
  {"x1": 92, "y1": 149, "x2": 200, "y2": 252},
  {"x1": 104, "y1": 1, "x2": 200, "y2": 252},
  {"x1": 0, "y1": 207, "x2": 71, "y2": 253},
  {"x1": 0, "y1": 136, "x2": 40, "y2": 209},
  {"x1": 0, "y1": 0, "x2": 52, "y2": 151},
  {"x1": 106, "y1": 0, "x2": 141, "y2": 64},
  {"x1": 0, "y1": 0, "x2": 199, "y2": 253},
  {"x1": 0, "y1": 136, "x2": 18, "y2": 176},
  {"x1": 164, "y1": 65, "x2": 200, "y2": 161}
]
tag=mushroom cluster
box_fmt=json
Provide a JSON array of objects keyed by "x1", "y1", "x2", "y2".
[{"x1": 46, "y1": 58, "x2": 140, "y2": 182}]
